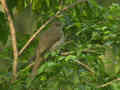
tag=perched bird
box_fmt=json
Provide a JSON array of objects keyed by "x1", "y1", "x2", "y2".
[{"x1": 31, "y1": 21, "x2": 64, "y2": 80}]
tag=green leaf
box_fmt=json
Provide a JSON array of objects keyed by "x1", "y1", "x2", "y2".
[
  {"x1": 88, "y1": 0, "x2": 98, "y2": 7},
  {"x1": 38, "y1": 62, "x2": 57, "y2": 74},
  {"x1": 65, "y1": 55, "x2": 77, "y2": 62},
  {"x1": 0, "y1": 12, "x2": 9, "y2": 44},
  {"x1": 45, "y1": 0, "x2": 50, "y2": 7}
]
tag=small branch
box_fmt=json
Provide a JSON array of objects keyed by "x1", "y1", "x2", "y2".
[
  {"x1": 63, "y1": 0, "x2": 88, "y2": 11},
  {"x1": 96, "y1": 78, "x2": 120, "y2": 88},
  {"x1": 18, "y1": 15, "x2": 55, "y2": 56},
  {"x1": 1, "y1": 0, "x2": 18, "y2": 81},
  {"x1": 19, "y1": 62, "x2": 35, "y2": 73},
  {"x1": 74, "y1": 60, "x2": 95, "y2": 75},
  {"x1": 18, "y1": 0, "x2": 88, "y2": 56},
  {"x1": 61, "y1": 52, "x2": 74, "y2": 56}
]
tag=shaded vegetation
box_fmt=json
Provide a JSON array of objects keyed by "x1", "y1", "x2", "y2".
[{"x1": 0, "y1": 0, "x2": 120, "y2": 90}]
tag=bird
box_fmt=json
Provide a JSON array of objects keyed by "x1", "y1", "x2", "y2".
[{"x1": 30, "y1": 21, "x2": 64, "y2": 80}]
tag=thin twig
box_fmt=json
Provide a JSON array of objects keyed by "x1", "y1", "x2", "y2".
[
  {"x1": 18, "y1": 0, "x2": 88, "y2": 56},
  {"x1": 61, "y1": 51, "x2": 95, "y2": 74},
  {"x1": 75, "y1": 60, "x2": 95, "y2": 75},
  {"x1": 63, "y1": 0, "x2": 88, "y2": 11},
  {"x1": 61, "y1": 52, "x2": 74, "y2": 56},
  {"x1": 19, "y1": 62, "x2": 35, "y2": 73},
  {"x1": 18, "y1": 15, "x2": 56, "y2": 56},
  {"x1": 1, "y1": 0, "x2": 18, "y2": 81},
  {"x1": 96, "y1": 78, "x2": 120, "y2": 88}
]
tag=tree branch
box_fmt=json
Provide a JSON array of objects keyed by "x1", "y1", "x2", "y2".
[
  {"x1": 75, "y1": 60, "x2": 95, "y2": 75},
  {"x1": 96, "y1": 78, "x2": 120, "y2": 88},
  {"x1": 1, "y1": 0, "x2": 18, "y2": 81}
]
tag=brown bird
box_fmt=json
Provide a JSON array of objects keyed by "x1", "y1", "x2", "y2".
[{"x1": 31, "y1": 21, "x2": 64, "y2": 80}]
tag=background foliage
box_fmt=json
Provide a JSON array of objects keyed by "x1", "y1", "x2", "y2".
[{"x1": 0, "y1": 0, "x2": 120, "y2": 90}]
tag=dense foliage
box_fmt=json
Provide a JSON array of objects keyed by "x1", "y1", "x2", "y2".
[{"x1": 0, "y1": 0, "x2": 120, "y2": 90}]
